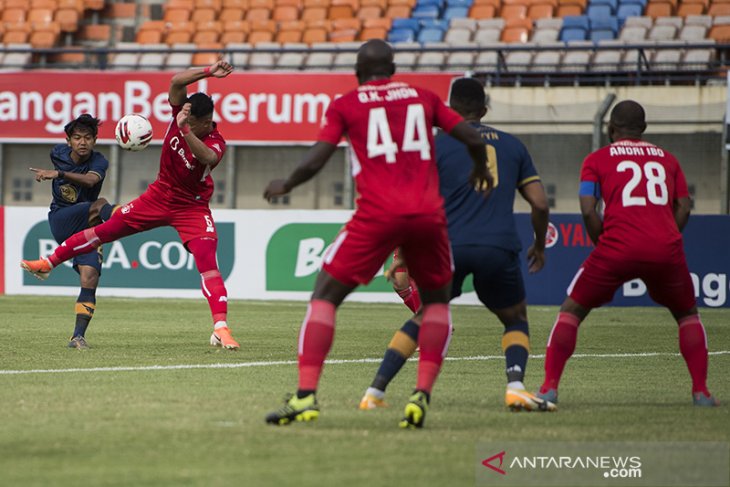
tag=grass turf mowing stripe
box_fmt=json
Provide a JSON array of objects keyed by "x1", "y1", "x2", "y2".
[{"x1": 0, "y1": 350, "x2": 728, "y2": 376}]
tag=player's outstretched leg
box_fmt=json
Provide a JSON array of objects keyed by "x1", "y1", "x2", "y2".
[
  {"x1": 360, "y1": 319, "x2": 420, "y2": 410},
  {"x1": 399, "y1": 303, "x2": 451, "y2": 429},
  {"x1": 677, "y1": 314, "x2": 719, "y2": 407},
  {"x1": 538, "y1": 311, "x2": 581, "y2": 406},
  {"x1": 188, "y1": 237, "x2": 239, "y2": 350},
  {"x1": 266, "y1": 299, "x2": 336, "y2": 425}
]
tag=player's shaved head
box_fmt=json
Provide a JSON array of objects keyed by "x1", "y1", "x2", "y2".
[
  {"x1": 608, "y1": 100, "x2": 647, "y2": 141},
  {"x1": 355, "y1": 40, "x2": 395, "y2": 84},
  {"x1": 449, "y1": 78, "x2": 487, "y2": 121}
]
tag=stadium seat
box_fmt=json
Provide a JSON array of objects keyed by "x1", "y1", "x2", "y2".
[
  {"x1": 501, "y1": 3, "x2": 528, "y2": 20},
  {"x1": 708, "y1": 23, "x2": 730, "y2": 40},
  {"x1": 362, "y1": 0, "x2": 387, "y2": 8},
  {"x1": 532, "y1": 26, "x2": 560, "y2": 41},
  {"x1": 557, "y1": 3, "x2": 583, "y2": 14},
  {"x1": 477, "y1": 17, "x2": 505, "y2": 28},
  {"x1": 648, "y1": 23, "x2": 677, "y2": 39},
  {"x1": 246, "y1": 7, "x2": 272, "y2": 21},
  {"x1": 303, "y1": 25, "x2": 330, "y2": 43},
  {"x1": 469, "y1": 4, "x2": 497, "y2": 17},
  {"x1": 474, "y1": 46, "x2": 501, "y2": 69},
  {"x1": 358, "y1": 5, "x2": 384, "y2": 18},
  {"x1": 441, "y1": 5, "x2": 468, "y2": 19},
  {"x1": 590, "y1": 16, "x2": 619, "y2": 39},
  {"x1": 560, "y1": 15, "x2": 589, "y2": 40},
  {"x1": 501, "y1": 19, "x2": 532, "y2": 42},
  {"x1": 138, "y1": 44, "x2": 169, "y2": 71},
  {"x1": 164, "y1": 8, "x2": 192, "y2": 23},
  {"x1": 446, "y1": 49, "x2": 476, "y2": 68},
  {"x1": 616, "y1": 3, "x2": 643, "y2": 19},
  {"x1": 78, "y1": 24, "x2": 111, "y2": 44},
  {"x1": 197, "y1": 0, "x2": 224, "y2": 11},
  {"x1": 393, "y1": 41, "x2": 419, "y2": 68},
  {"x1": 277, "y1": 43, "x2": 308, "y2": 68},
  {"x1": 504, "y1": 48, "x2": 533, "y2": 71},
  {"x1": 531, "y1": 48, "x2": 562, "y2": 72},
  {"x1": 474, "y1": 25, "x2": 502, "y2": 41},
  {"x1": 55, "y1": 8, "x2": 80, "y2": 33},
  {"x1": 451, "y1": 17, "x2": 477, "y2": 29},
  {"x1": 528, "y1": 1, "x2": 557, "y2": 19},
  {"x1": 536, "y1": 16, "x2": 563, "y2": 28},
  {"x1": 586, "y1": 3, "x2": 614, "y2": 19},
  {"x1": 653, "y1": 47, "x2": 681, "y2": 69},
  {"x1": 2, "y1": 8, "x2": 27, "y2": 25},
  {"x1": 655, "y1": 15, "x2": 683, "y2": 27},
  {"x1": 591, "y1": 40, "x2": 623, "y2": 71},
  {"x1": 677, "y1": 2, "x2": 705, "y2": 14},
  {"x1": 385, "y1": 4, "x2": 413, "y2": 16},
  {"x1": 412, "y1": 4, "x2": 442, "y2": 18},
  {"x1": 194, "y1": 30, "x2": 221, "y2": 44},
  {"x1": 418, "y1": 26, "x2": 445, "y2": 41},
  {"x1": 306, "y1": 45, "x2": 335, "y2": 68},
  {"x1": 417, "y1": 45, "x2": 446, "y2": 70},
  {"x1": 58, "y1": 0, "x2": 84, "y2": 12},
  {"x1": 623, "y1": 15, "x2": 653, "y2": 27},
  {"x1": 220, "y1": 8, "x2": 245, "y2": 21},
  {"x1": 619, "y1": 24, "x2": 648, "y2": 40},
  {"x1": 166, "y1": 43, "x2": 195, "y2": 68},
  {"x1": 560, "y1": 41, "x2": 592, "y2": 71},
  {"x1": 621, "y1": 45, "x2": 651, "y2": 71},
  {"x1": 681, "y1": 45, "x2": 713, "y2": 69},
  {"x1": 445, "y1": 26, "x2": 474, "y2": 42},
  {"x1": 332, "y1": 49, "x2": 357, "y2": 69},
  {"x1": 645, "y1": 0, "x2": 674, "y2": 16},
  {"x1": 111, "y1": 42, "x2": 140, "y2": 69},
  {"x1": 685, "y1": 14, "x2": 712, "y2": 27},
  {"x1": 226, "y1": 42, "x2": 252, "y2": 66},
  {"x1": 248, "y1": 41, "x2": 279, "y2": 68},
  {"x1": 30, "y1": 29, "x2": 59, "y2": 48}
]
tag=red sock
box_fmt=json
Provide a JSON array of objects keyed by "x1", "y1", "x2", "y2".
[
  {"x1": 396, "y1": 278, "x2": 422, "y2": 313},
  {"x1": 416, "y1": 303, "x2": 452, "y2": 394},
  {"x1": 188, "y1": 238, "x2": 228, "y2": 326},
  {"x1": 678, "y1": 315, "x2": 709, "y2": 395},
  {"x1": 298, "y1": 299, "x2": 336, "y2": 391},
  {"x1": 48, "y1": 217, "x2": 135, "y2": 267},
  {"x1": 540, "y1": 312, "x2": 580, "y2": 393}
]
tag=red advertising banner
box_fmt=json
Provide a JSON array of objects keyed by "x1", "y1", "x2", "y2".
[{"x1": 0, "y1": 71, "x2": 457, "y2": 144}]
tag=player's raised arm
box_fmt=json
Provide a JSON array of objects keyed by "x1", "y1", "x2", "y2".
[
  {"x1": 169, "y1": 58, "x2": 234, "y2": 106},
  {"x1": 264, "y1": 142, "x2": 338, "y2": 200}
]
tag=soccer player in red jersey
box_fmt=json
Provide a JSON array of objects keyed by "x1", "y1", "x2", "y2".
[
  {"x1": 536, "y1": 100, "x2": 718, "y2": 407},
  {"x1": 263, "y1": 40, "x2": 493, "y2": 428},
  {"x1": 21, "y1": 60, "x2": 241, "y2": 350}
]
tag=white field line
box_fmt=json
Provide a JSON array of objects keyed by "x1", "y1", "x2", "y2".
[{"x1": 0, "y1": 351, "x2": 728, "y2": 376}]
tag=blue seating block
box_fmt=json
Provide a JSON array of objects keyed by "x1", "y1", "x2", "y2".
[
  {"x1": 392, "y1": 18, "x2": 421, "y2": 31},
  {"x1": 560, "y1": 27, "x2": 588, "y2": 41},
  {"x1": 587, "y1": 3, "x2": 614, "y2": 18},
  {"x1": 616, "y1": 3, "x2": 643, "y2": 19},
  {"x1": 418, "y1": 27, "x2": 446, "y2": 42},
  {"x1": 589, "y1": 29, "x2": 616, "y2": 41},
  {"x1": 388, "y1": 28, "x2": 417, "y2": 43},
  {"x1": 443, "y1": 5, "x2": 469, "y2": 20}
]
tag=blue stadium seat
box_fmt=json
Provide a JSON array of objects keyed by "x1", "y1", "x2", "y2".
[
  {"x1": 618, "y1": 0, "x2": 646, "y2": 7},
  {"x1": 420, "y1": 18, "x2": 449, "y2": 29},
  {"x1": 560, "y1": 16, "x2": 590, "y2": 41},
  {"x1": 388, "y1": 28, "x2": 417, "y2": 43},
  {"x1": 590, "y1": 0, "x2": 619, "y2": 11},
  {"x1": 392, "y1": 18, "x2": 421, "y2": 31},
  {"x1": 418, "y1": 0, "x2": 446, "y2": 7},
  {"x1": 591, "y1": 15, "x2": 619, "y2": 32},
  {"x1": 443, "y1": 6, "x2": 469, "y2": 20},
  {"x1": 412, "y1": 5, "x2": 441, "y2": 19},
  {"x1": 447, "y1": 0, "x2": 473, "y2": 7},
  {"x1": 417, "y1": 26, "x2": 445, "y2": 42},
  {"x1": 587, "y1": 4, "x2": 614, "y2": 18},
  {"x1": 616, "y1": 3, "x2": 643, "y2": 20},
  {"x1": 590, "y1": 28, "x2": 616, "y2": 41}
]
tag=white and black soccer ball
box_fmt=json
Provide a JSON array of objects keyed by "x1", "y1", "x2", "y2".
[{"x1": 115, "y1": 114, "x2": 153, "y2": 151}]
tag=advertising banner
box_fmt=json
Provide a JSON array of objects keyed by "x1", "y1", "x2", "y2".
[
  {"x1": 5, "y1": 208, "x2": 730, "y2": 307},
  {"x1": 0, "y1": 72, "x2": 455, "y2": 144}
]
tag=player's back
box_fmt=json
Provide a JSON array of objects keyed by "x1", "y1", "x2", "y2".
[
  {"x1": 320, "y1": 79, "x2": 462, "y2": 216},
  {"x1": 436, "y1": 123, "x2": 539, "y2": 252},
  {"x1": 582, "y1": 139, "x2": 688, "y2": 261}
]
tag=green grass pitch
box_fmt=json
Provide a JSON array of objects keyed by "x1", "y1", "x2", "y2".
[{"x1": 0, "y1": 296, "x2": 728, "y2": 486}]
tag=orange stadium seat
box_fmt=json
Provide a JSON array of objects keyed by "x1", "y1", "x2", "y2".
[
  {"x1": 223, "y1": 0, "x2": 249, "y2": 7},
  {"x1": 52, "y1": 50, "x2": 86, "y2": 64},
  {"x1": 276, "y1": 20, "x2": 306, "y2": 41},
  {"x1": 273, "y1": 5, "x2": 301, "y2": 20},
  {"x1": 29, "y1": 9, "x2": 55, "y2": 24},
  {"x1": 677, "y1": 2, "x2": 705, "y2": 14},
  {"x1": 709, "y1": 23, "x2": 730, "y2": 39},
  {"x1": 501, "y1": 17, "x2": 532, "y2": 41},
  {"x1": 30, "y1": 0, "x2": 59, "y2": 10},
  {"x1": 361, "y1": 0, "x2": 386, "y2": 8},
  {"x1": 198, "y1": 20, "x2": 224, "y2": 32},
  {"x1": 223, "y1": 19, "x2": 251, "y2": 33},
  {"x1": 58, "y1": 0, "x2": 84, "y2": 12},
  {"x1": 389, "y1": 0, "x2": 416, "y2": 7},
  {"x1": 105, "y1": 2, "x2": 136, "y2": 19},
  {"x1": 329, "y1": 5, "x2": 356, "y2": 18},
  {"x1": 303, "y1": 19, "x2": 330, "y2": 42},
  {"x1": 302, "y1": 6, "x2": 328, "y2": 20},
  {"x1": 2, "y1": 8, "x2": 27, "y2": 24},
  {"x1": 646, "y1": 0, "x2": 674, "y2": 16},
  {"x1": 246, "y1": 7, "x2": 272, "y2": 21},
  {"x1": 166, "y1": 22, "x2": 195, "y2": 44},
  {"x1": 708, "y1": 2, "x2": 730, "y2": 13},
  {"x1": 30, "y1": 29, "x2": 59, "y2": 48},
  {"x1": 82, "y1": 0, "x2": 105, "y2": 10},
  {"x1": 249, "y1": 18, "x2": 277, "y2": 32},
  {"x1": 469, "y1": 4, "x2": 497, "y2": 17},
  {"x1": 167, "y1": 0, "x2": 195, "y2": 9},
  {"x1": 357, "y1": 5, "x2": 383, "y2": 18},
  {"x1": 5, "y1": 0, "x2": 31, "y2": 7},
  {"x1": 194, "y1": 30, "x2": 220, "y2": 43},
  {"x1": 304, "y1": 0, "x2": 330, "y2": 6},
  {"x1": 164, "y1": 8, "x2": 191, "y2": 22},
  {"x1": 277, "y1": 0, "x2": 303, "y2": 6},
  {"x1": 359, "y1": 26, "x2": 387, "y2": 39},
  {"x1": 55, "y1": 8, "x2": 80, "y2": 32},
  {"x1": 192, "y1": 42, "x2": 223, "y2": 65},
  {"x1": 330, "y1": 16, "x2": 360, "y2": 40},
  {"x1": 221, "y1": 30, "x2": 247, "y2": 43},
  {"x1": 501, "y1": 3, "x2": 528, "y2": 20},
  {"x1": 3, "y1": 24, "x2": 31, "y2": 44},
  {"x1": 192, "y1": 8, "x2": 217, "y2": 22},
  {"x1": 363, "y1": 16, "x2": 391, "y2": 29},
  {"x1": 78, "y1": 23, "x2": 111, "y2": 42},
  {"x1": 556, "y1": 3, "x2": 582, "y2": 14},
  {"x1": 528, "y1": 0, "x2": 556, "y2": 19},
  {"x1": 137, "y1": 23, "x2": 165, "y2": 44},
  {"x1": 250, "y1": 0, "x2": 275, "y2": 7},
  {"x1": 247, "y1": 30, "x2": 275, "y2": 43},
  {"x1": 195, "y1": 0, "x2": 223, "y2": 12},
  {"x1": 220, "y1": 8, "x2": 245, "y2": 21},
  {"x1": 385, "y1": 4, "x2": 412, "y2": 17}
]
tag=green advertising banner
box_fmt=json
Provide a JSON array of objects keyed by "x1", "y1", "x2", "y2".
[{"x1": 22, "y1": 222, "x2": 235, "y2": 289}]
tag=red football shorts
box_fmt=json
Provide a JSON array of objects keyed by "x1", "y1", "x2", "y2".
[
  {"x1": 322, "y1": 210, "x2": 453, "y2": 290},
  {"x1": 568, "y1": 248, "x2": 696, "y2": 312},
  {"x1": 117, "y1": 189, "x2": 218, "y2": 245}
]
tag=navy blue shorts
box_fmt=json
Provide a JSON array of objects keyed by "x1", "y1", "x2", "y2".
[
  {"x1": 49, "y1": 203, "x2": 102, "y2": 275},
  {"x1": 451, "y1": 245, "x2": 525, "y2": 310}
]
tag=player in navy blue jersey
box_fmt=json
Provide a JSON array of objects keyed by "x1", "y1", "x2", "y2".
[
  {"x1": 29, "y1": 114, "x2": 118, "y2": 349},
  {"x1": 360, "y1": 78, "x2": 556, "y2": 412}
]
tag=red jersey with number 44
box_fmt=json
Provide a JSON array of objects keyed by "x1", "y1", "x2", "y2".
[
  {"x1": 149, "y1": 103, "x2": 226, "y2": 206},
  {"x1": 580, "y1": 139, "x2": 689, "y2": 262},
  {"x1": 318, "y1": 79, "x2": 463, "y2": 216}
]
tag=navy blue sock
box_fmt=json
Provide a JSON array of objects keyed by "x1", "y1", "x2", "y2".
[
  {"x1": 99, "y1": 203, "x2": 116, "y2": 222},
  {"x1": 371, "y1": 319, "x2": 420, "y2": 391},
  {"x1": 503, "y1": 321, "x2": 530, "y2": 383},
  {"x1": 73, "y1": 287, "x2": 96, "y2": 338}
]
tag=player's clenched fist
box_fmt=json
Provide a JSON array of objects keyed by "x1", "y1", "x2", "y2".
[
  {"x1": 176, "y1": 103, "x2": 191, "y2": 129},
  {"x1": 264, "y1": 179, "x2": 290, "y2": 201}
]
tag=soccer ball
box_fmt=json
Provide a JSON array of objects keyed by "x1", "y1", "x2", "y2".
[{"x1": 115, "y1": 114, "x2": 153, "y2": 151}]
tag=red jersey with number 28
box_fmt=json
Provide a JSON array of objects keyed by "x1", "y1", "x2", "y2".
[
  {"x1": 580, "y1": 139, "x2": 689, "y2": 262},
  {"x1": 318, "y1": 79, "x2": 463, "y2": 216},
  {"x1": 149, "y1": 103, "x2": 226, "y2": 206}
]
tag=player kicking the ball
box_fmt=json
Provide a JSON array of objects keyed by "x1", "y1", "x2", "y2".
[
  {"x1": 21, "y1": 60, "x2": 240, "y2": 350},
  {"x1": 263, "y1": 40, "x2": 493, "y2": 428}
]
